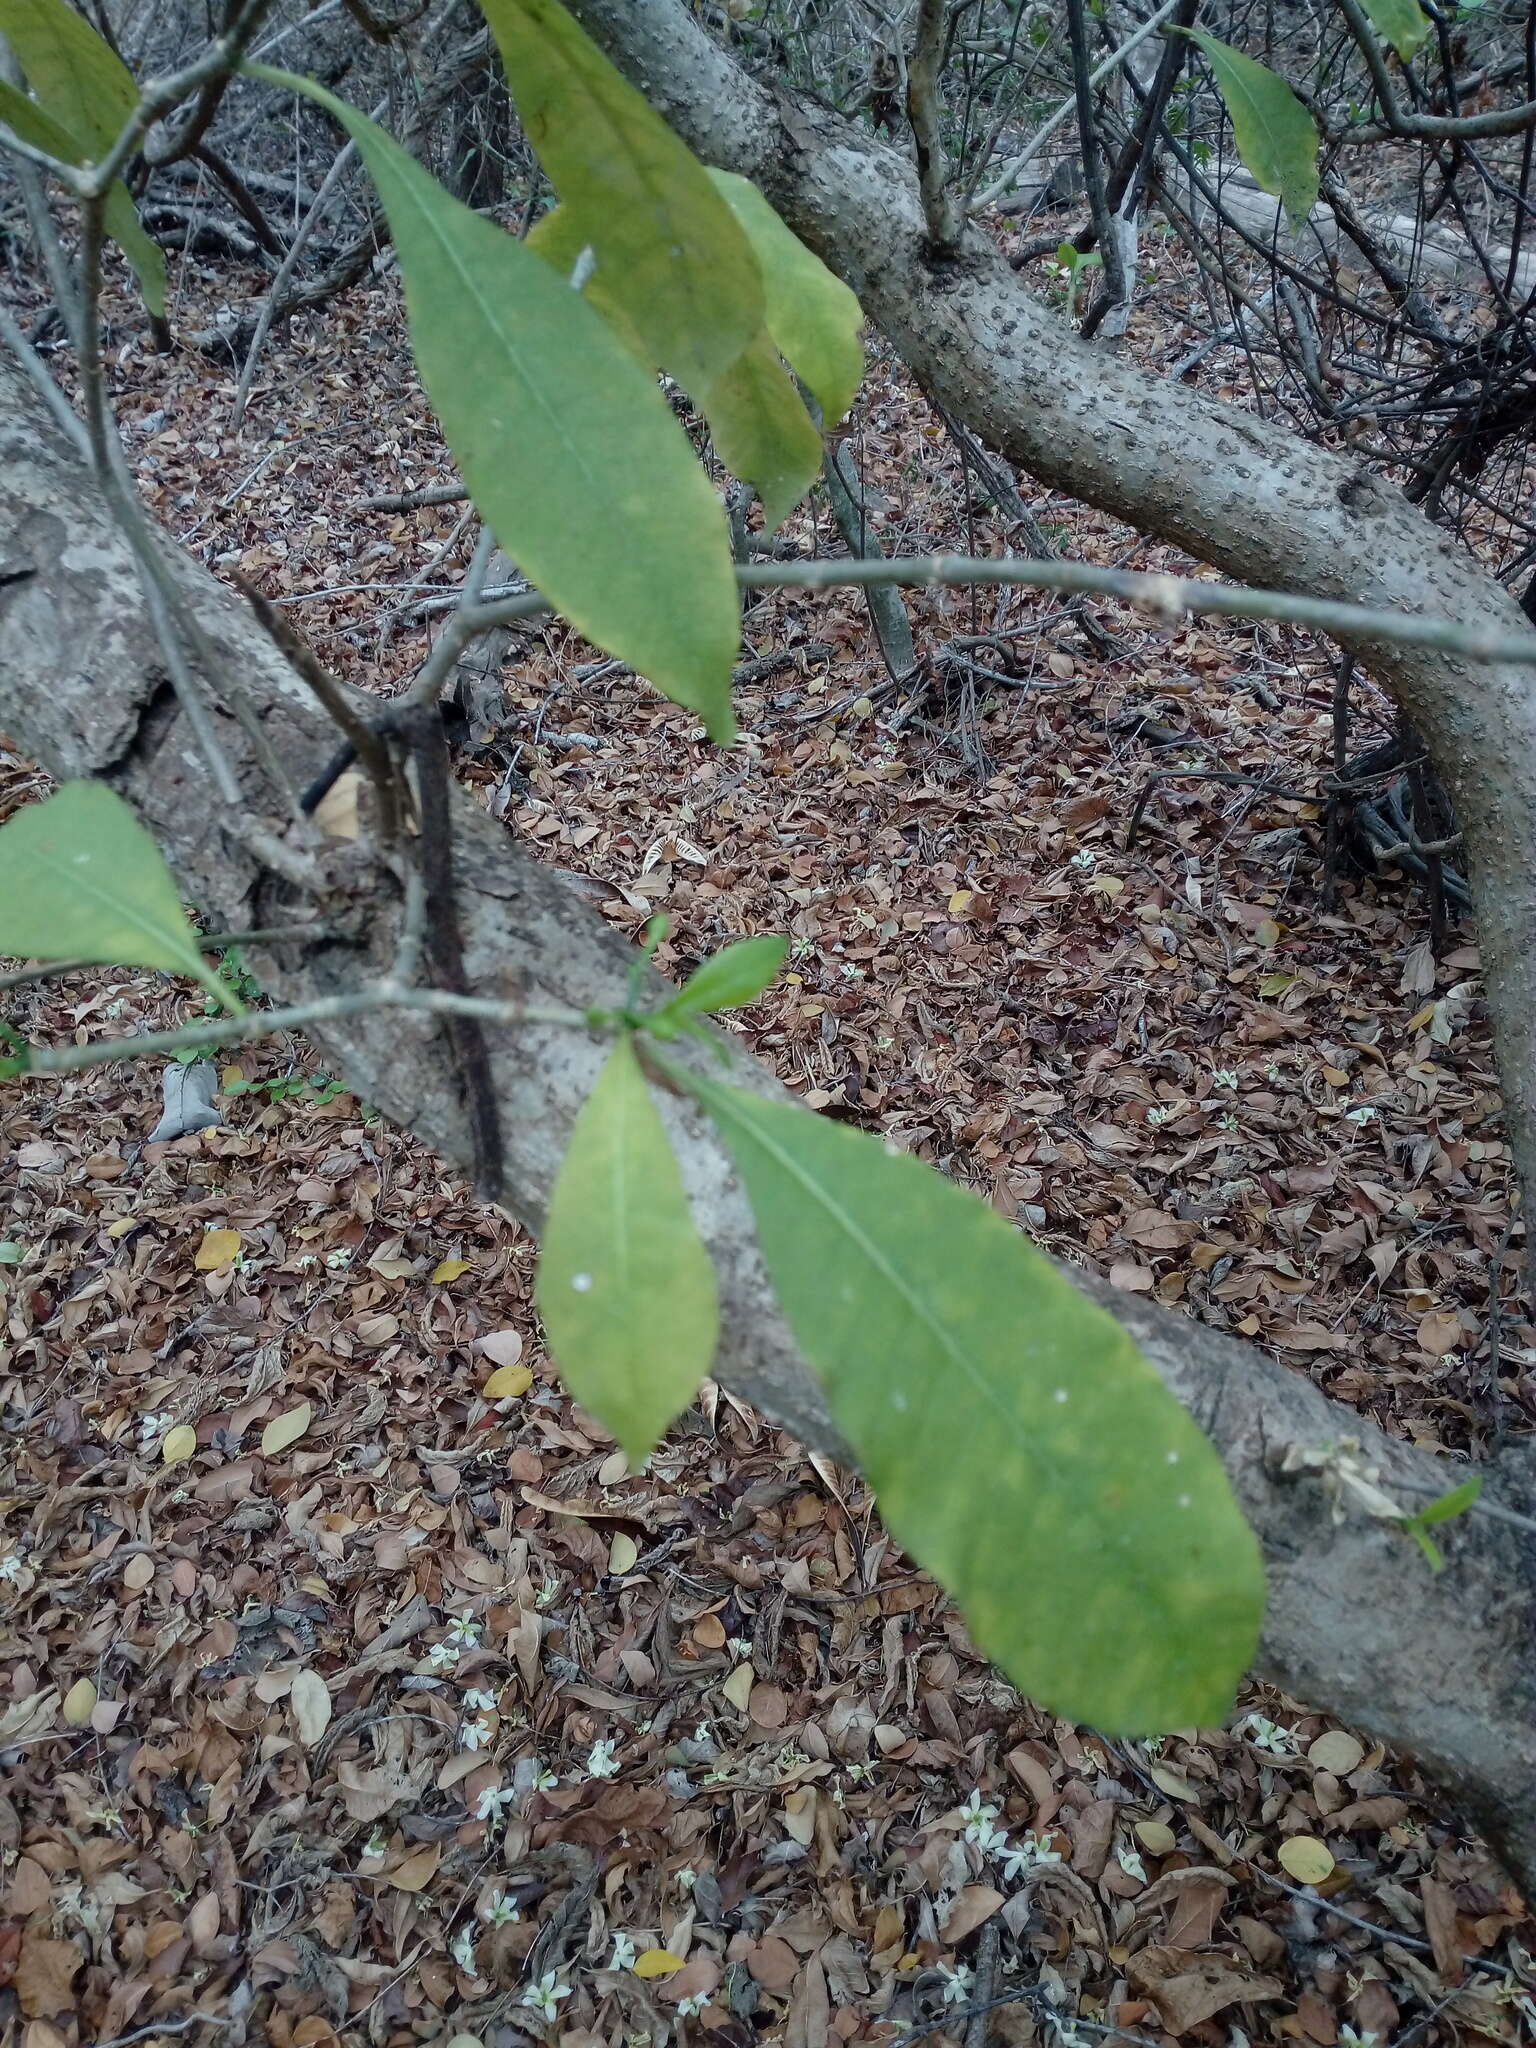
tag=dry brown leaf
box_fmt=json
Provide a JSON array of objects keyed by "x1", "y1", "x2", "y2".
[
  {"x1": 1129, "y1": 1945, "x2": 1283, "y2": 2032},
  {"x1": 15, "y1": 1934, "x2": 81, "y2": 2018},
  {"x1": 380, "y1": 1842, "x2": 440, "y2": 1892},
  {"x1": 1307, "y1": 1730, "x2": 1364, "y2": 1776},
  {"x1": 941, "y1": 1885, "x2": 1004, "y2": 1942},
  {"x1": 290, "y1": 1668, "x2": 332, "y2": 1747}
]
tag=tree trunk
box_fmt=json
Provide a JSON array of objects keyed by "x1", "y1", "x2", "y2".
[{"x1": 2, "y1": 352, "x2": 1535, "y2": 1890}]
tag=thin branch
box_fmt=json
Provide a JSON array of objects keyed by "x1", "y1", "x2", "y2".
[
  {"x1": 0, "y1": 923, "x2": 335, "y2": 993},
  {"x1": 1334, "y1": 0, "x2": 1536, "y2": 142},
  {"x1": 21, "y1": 987, "x2": 588, "y2": 1077},
  {"x1": 907, "y1": 0, "x2": 962, "y2": 254},
  {"x1": 972, "y1": 0, "x2": 1181, "y2": 211}
]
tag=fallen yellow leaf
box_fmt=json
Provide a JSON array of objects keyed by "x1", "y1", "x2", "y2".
[
  {"x1": 62, "y1": 1678, "x2": 98, "y2": 1726},
  {"x1": 261, "y1": 1402, "x2": 313, "y2": 1456},
  {"x1": 608, "y1": 1532, "x2": 639, "y2": 1575},
  {"x1": 161, "y1": 1425, "x2": 197, "y2": 1465},
  {"x1": 633, "y1": 1949, "x2": 684, "y2": 1980},
  {"x1": 1278, "y1": 1835, "x2": 1335, "y2": 1885},
  {"x1": 195, "y1": 1228, "x2": 240, "y2": 1271},
  {"x1": 482, "y1": 1362, "x2": 532, "y2": 1398},
  {"x1": 721, "y1": 1661, "x2": 754, "y2": 1712},
  {"x1": 432, "y1": 1258, "x2": 471, "y2": 1285}
]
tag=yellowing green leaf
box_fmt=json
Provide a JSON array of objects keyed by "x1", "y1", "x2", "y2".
[
  {"x1": 1359, "y1": 0, "x2": 1431, "y2": 60},
  {"x1": 483, "y1": 1361, "x2": 533, "y2": 1398},
  {"x1": 608, "y1": 1531, "x2": 639, "y2": 1575},
  {"x1": 0, "y1": 0, "x2": 137, "y2": 156},
  {"x1": 478, "y1": 0, "x2": 763, "y2": 395},
  {"x1": 702, "y1": 332, "x2": 823, "y2": 532},
  {"x1": 194, "y1": 1228, "x2": 241, "y2": 1272},
  {"x1": 633, "y1": 1949, "x2": 684, "y2": 1980},
  {"x1": 160, "y1": 1424, "x2": 197, "y2": 1465},
  {"x1": 1278, "y1": 1835, "x2": 1335, "y2": 1885},
  {"x1": 432, "y1": 1258, "x2": 471, "y2": 1285},
  {"x1": 1184, "y1": 29, "x2": 1318, "y2": 233},
  {"x1": 685, "y1": 1077, "x2": 1265, "y2": 1733},
  {"x1": 248, "y1": 67, "x2": 739, "y2": 742},
  {"x1": 261, "y1": 1401, "x2": 313, "y2": 1457},
  {"x1": 0, "y1": 783, "x2": 226, "y2": 1002},
  {"x1": 535, "y1": 1037, "x2": 717, "y2": 1460},
  {"x1": 61, "y1": 1677, "x2": 98, "y2": 1726},
  {"x1": 708, "y1": 170, "x2": 864, "y2": 424},
  {"x1": 0, "y1": 71, "x2": 165, "y2": 316}
]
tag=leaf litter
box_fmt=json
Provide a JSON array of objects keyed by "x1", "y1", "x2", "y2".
[{"x1": 0, "y1": 234, "x2": 1532, "y2": 2048}]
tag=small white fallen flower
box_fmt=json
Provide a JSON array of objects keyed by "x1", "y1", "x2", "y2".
[
  {"x1": 1000, "y1": 1834, "x2": 1062, "y2": 1881},
  {"x1": 609, "y1": 1931, "x2": 637, "y2": 1971},
  {"x1": 676, "y1": 1991, "x2": 710, "y2": 2017},
  {"x1": 956, "y1": 1790, "x2": 1000, "y2": 1842},
  {"x1": 585, "y1": 1737, "x2": 620, "y2": 1779},
  {"x1": 427, "y1": 1640, "x2": 459, "y2": 1670},
  {"x1": 476, "y1": 1784, "x2": 514, "y2": 1823},
  {"x1": 938, "y1": 1961, "x2": 974, "y2": 2005},
  {"x1": 447, "y1": 1614, "x2": 482, "y2": 1647},
  {"x1": 0, "y1": 1554, "x2": 23, "y2": 1583},
  {"x1": 459, "y1": 1716, "x2": 493, "y2": 1752},
  {"x1": 675, "y1": 1866, "x2": 697, "y2": 1891},
  {"x1": 519, "y1": 1971, "x2": 570, "y2": 2022},
  {"x1": 462, "y1": 1686, "x2": 497, "y2": 1712},
  {"x1": 1116, "y1": 1845, "x2": 1148, "y2": 1882},
  {"x1": 483, "y1": 1891, "x2": 520, "y2": 1927},
  {"x1": 451, "y1": 1925, "x2": 479, "y2": 1972}
]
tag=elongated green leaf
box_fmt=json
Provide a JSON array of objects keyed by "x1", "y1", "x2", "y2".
[
  {"x1": 529, "y1": 203, "x2": 819, "y2": 529},
  {"x1": 708, "y1": 171, "x2": 864, "y2": 425},
  {"x1": 536, "y1": 1036, "x2": 718, "y2": 1459},
  {"x1": 1412, "y1": 1474, "x2": 1482, "y2": 1527},
  {"x1": 687, "y1": 1078, "x2": 1264, "y2": 1732},
  {"x1": 0, "y1": 783, "x2": 229, "y2": 1005},
  {"x1": 663, "y1": 934, "x2": 787, "y2": 1020},
  {"x1": 0, "y1": 0, "x2": 137, "y2": 157},
  {"x1": 525, "y1": 201, "x2": 650, "y2": 362},
  {"x1": 702, "y1": 334, "x2": 823, "y2": 532},
  {"x1": 0, "y1": 74, "x2": 166, "y2": 315},
  {"x1": 478, "y1": 0, "x2": 762, "y2": 395},
  {"x1": 1184, "y1": 29, "x2": 1318, "y2": 233},
  {"x1": 1359, "y1": 0, "x2": 1431, "y2": 61},
  {"x1": 251, "y1": 66, "x2": 739, "y2": 741}
]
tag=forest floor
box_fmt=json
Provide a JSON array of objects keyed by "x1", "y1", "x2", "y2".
[{"x1": 1, "y1": 231, "x2": 1534, "y2": 2048}]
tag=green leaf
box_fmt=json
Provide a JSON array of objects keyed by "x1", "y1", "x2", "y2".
[
  {"x1": 0, "y1": 74, "x2": 166, "y2": 316},
  {"x1": 661, "y1": 934, "x2": 787, "y2": 1023},
  {"x1": 250, "y1": 66, "x2": 739, "y2": 742},
  {"x1": 1358, "y1": 0, "x2": 1431, "y2": 61},
  {"x1": 477, "y1": 0, "x2": 763, "y2": 395},
  {"x1": 530, "y1": 203, "x2": 819, "y2": 529},
  {"x1": 0, "y1": 0, "x2": 137, "y2": 156},
  {"x1": 702, "y1": 333, "x2": 823, "y2": 532},
  {"x1": 535, "y1": 1036, "x2": 718, "y2": 1460},
  {"x1": 1183, "y1": 28, "x2": 1318, "y2": 233},
  {"x1": 0, "y1": 783, "x2": 231, "y2": 1007},
  {"x1": 1411, "y1": 1474, "x2": 1482, "y2": 1527},
  {"x1": 707, "y1": 170, "x2": 864, "y2": 425},
  {"x1": 685, "y1": 1078, "x2": 1265, "y2": 1732},
  {"x1": 525, "y1": 201, "x2": 651, "y2": 363}
]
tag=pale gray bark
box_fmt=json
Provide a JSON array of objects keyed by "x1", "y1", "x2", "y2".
[{"x1": 1, "y1": 352, "x2": 1534, "y2": 1889}]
